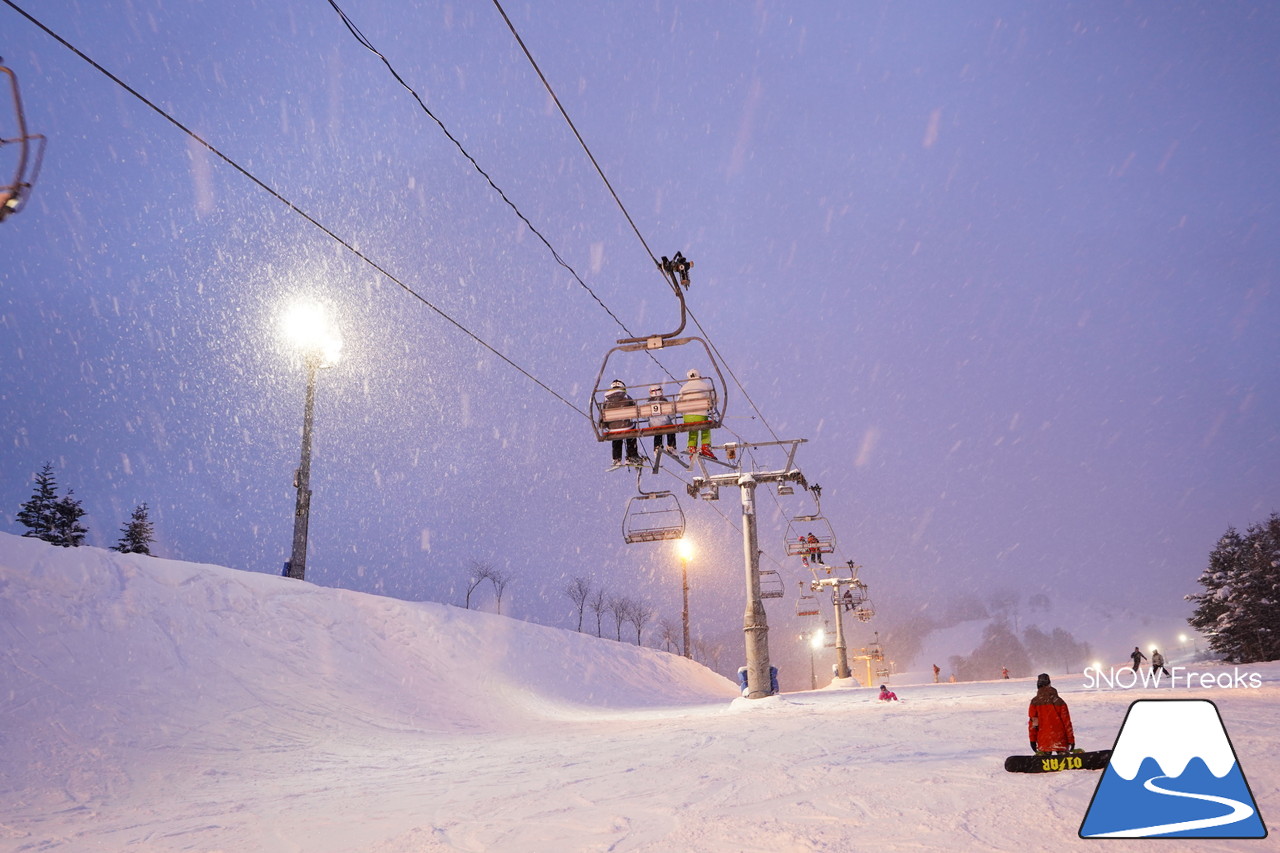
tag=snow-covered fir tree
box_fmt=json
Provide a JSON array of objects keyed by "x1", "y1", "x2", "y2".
[
  {"x1": 16, "y1": 462, "x2": 60, "y2": 543},
  {"x1": 50, "y1": 491, "x2": 89, "y2": 548},
  {"x1": 1187, "y1": 514, "x2": 1280, "y2": 663},
  {"x1": 112, "y1": 503, "x2": 155, "y2": 555}
]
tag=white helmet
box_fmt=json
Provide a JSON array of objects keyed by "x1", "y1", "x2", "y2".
[
  {"x1": 649, "y1": 384, "x2": 662, "y2": 395},
  {"x1": 686, "y1": 368, "x2": 701, "y2": 380}
]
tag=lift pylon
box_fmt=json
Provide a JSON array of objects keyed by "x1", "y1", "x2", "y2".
[{"x1": 686, "y1": 438, "x2": 808, "y2": 699}]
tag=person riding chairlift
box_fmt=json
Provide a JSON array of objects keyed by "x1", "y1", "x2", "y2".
[
  {"x1": 601, "y1": 379, "x2": 641, "y2": 471},
  {"x1": 679, "y1": 368, "x2": 715, "y2": 459},
  {"x1": 806, "y1": 532, "x2": 825, "y2": 564},
  {"x1": 647, "y1": 384, "x2": 677, "y2": 455}
]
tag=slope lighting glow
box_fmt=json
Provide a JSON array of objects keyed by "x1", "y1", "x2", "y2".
[{"x1": 281, "y1": 301, "x2": 343, "y2": 366}]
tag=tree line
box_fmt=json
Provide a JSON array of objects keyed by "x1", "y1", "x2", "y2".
[
  {"x1": 15, "y1": 462, "x2": 156, "y2": 555},
  {"x1": 562, "y1": 574, "x2": 723, "y2": 666}
]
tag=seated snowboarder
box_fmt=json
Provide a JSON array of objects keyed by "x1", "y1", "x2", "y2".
[
  {"x1": 1028, "y1": 673, "x2": 1075, "y2": 756},
  {"x1": 878, "y1": 684, "x2": 898, "y2": 701}
]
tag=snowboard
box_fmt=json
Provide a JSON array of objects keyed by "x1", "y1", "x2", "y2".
[{"x1": 1004, "y1": 749, "x2": 1111, "y2": 774}]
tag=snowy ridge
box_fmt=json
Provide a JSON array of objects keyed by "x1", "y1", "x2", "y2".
[
  {"x1": 0, "y1": 534, "x2": 737, "y2": 788},
  {"x1": 1108, "y1": 700, "x2": 1238, "y2": 780}
]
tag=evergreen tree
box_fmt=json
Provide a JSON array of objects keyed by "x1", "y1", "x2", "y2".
[
  {"x1": 113, "y1": 503, "x2": 155, "y2": 555},
  {"x1": 1188, "y1": 515, "x2": 1280, "y2": 663},
  {"x1": 16, "y1": 462, "x2": 60, "y2": 542},
  {"x1": 49, "y1": 490, "x2": 89, "y2": 547}
]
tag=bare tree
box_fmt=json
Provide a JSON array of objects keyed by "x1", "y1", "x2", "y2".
[
  {"x1": 693, "y1": 638, "x2": 725, "y2": 671},
  {"x1": 657, "y1": 617, "x2": 680, "y2": 653},
  {"x1": 588, "y1": 587, "x2": 608, "y2": 637},
  {"x1": 489, "y1": 566, "x2": 513, "y2": 614},
  {"x1": 627, "y1": 600, "x2": 654, "y2": 645},
  {"x1": 608, "y1": 595, "x2": 628, "y2": 641},
  {"x1": 464, "y1": 560, "x2": 493, "y2": 609},
  {"x1": 565, "y1": 576, "x2": 592, "y2": 632}
]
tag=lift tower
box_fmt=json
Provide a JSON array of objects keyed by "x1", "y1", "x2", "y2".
[{"x1": 688, "y1": 440, "x2": 807, "y2": 699}]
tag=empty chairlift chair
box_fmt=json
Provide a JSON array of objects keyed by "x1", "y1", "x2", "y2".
[
  {"x1": 795, "y1": 584, "x2": 821, "y2": 617},
  {"x1": 621, "y1": 490, "x2": 686, "y2": 544},
  {"x1": 758, "y1": 569, "x2": 784, "y2": 599}
]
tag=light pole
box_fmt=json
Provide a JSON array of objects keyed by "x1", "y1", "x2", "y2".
[
  {"x1": 677, "y1": 538, "x2": 695, "y2": 658},
  {"x1": 281, "y1": 301, "x2": 341, "y2": 582},
  {"x1": 801, "y1": 627, "x2": 823, "y2": 690}
]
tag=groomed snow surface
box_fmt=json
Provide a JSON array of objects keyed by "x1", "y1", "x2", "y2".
[{"x1": 2, "y1": 534, "x2": 1276, "y2": 852}]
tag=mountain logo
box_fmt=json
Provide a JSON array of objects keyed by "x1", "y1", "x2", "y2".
[{"x1": 1079, "y1": 699, "x2": 1267, "y2": 839}]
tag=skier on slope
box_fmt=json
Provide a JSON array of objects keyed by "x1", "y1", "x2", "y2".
[{"x1": 1028, "y1": 673, "x2": 1075, "y2": 755}]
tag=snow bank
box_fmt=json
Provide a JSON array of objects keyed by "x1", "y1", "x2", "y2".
[{"x1": 0, "y1": 534, "x2": 736, "y2": 797}]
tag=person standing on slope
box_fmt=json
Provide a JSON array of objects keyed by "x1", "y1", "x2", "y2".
[
  {"x1": 1130, "y1": 646, "x2": 1147, "y2": 672},
  {"x1": 1150, "y1": 648, "x2": 1170, "y2": 677},
  {"x1": 1028, "y1": 673, "x2": 1075, "y2": 756}
]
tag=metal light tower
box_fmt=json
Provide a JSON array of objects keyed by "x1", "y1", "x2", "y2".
[
  {"x1": 281, "y1": 301, "x2": 341, "y2": 582},
  {"x1": 677, "y1": 538, "x2": 695, "y2": 658}
]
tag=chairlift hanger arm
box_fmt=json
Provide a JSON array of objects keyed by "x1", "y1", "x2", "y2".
[
  {"x1": 0, "y1": 62, "x2": 46, "y2": 221},
  {"x1": 617, "y1": 250, "x2": 693, "y2": 345}
]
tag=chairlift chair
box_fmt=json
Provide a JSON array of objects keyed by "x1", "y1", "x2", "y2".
[
  {"x1": 854, "y1": 601, "x2": 876, "y2": 623},
  {"x1": 758, "y1": 569, "x2": 784, "y2": 599},
  {"x1": 589, "y1": 252, "x2": 727, "y2": 446},
  {"x1": 0, "y1": 62, "x2": 46, "y2": 223},
  {"x1": 795, "y1": 584, "x2": 821, "y2": 618},
  {"x1": 782, "y1": 483, "x2": 837, "y2": 558},
  {"x1": 783, "y1": 515, "x2": 837, "y2": 558},
  {"x1": 621, "y1": 471, "x2": 686, "y2": 544}
]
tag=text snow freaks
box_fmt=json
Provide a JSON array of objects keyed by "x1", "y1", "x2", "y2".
[{"x1": 1084, "y1": 666, "x2": 1261, "y2": 691}]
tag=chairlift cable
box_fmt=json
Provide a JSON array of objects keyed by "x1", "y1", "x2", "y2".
[
  {"x1": 323, "y1": 0, "x2": 640, "y2": 343},
  {"x1": 489, "y1": 0, "x2": 661, "y2": 272},
  {"x1": 2, "y1": 0, "x2": 589, "y2": 421},
  {"x1": 491, "y1": 0, "x2": 785, "y2": 443},
  {"x1": 9, "y1": 0, "x2": 810, "y2": 574},
  {"x1": 685, "y1": 306, "x2": 783, "y2": 443}
]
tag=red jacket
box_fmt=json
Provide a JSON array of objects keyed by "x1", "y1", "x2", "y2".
[{"x1": 1028, "y1": 686, "x2": 1074, "y2": 752}]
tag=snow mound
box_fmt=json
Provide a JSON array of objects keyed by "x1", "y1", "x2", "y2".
[{"x1": 0, "y1": 534, "x2": 737, "y2": 791}]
